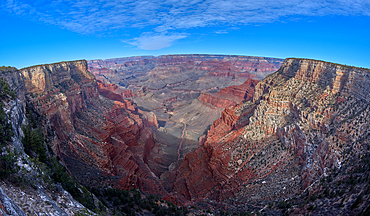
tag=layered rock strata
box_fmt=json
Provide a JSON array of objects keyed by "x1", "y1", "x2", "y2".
[
  {"x1": 20, "y1": 61, "x2": 164, "y2": 195},
  {"x1": 198, "y1": 78, "x2": 259, "y2": 108},
  {"x1": 0, "y1": 67, "x2": 95, "y2": 215},
  {"x1": 166, "y1": 58, "x2": 370, "y2": 211},
  {"x1": 89, "y1": 55, "x2": 283, "y2": 185}
]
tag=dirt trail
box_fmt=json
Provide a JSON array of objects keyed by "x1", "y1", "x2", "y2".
[{"x1": 177, "y1": 122, "x2": 186, "y2": 161}]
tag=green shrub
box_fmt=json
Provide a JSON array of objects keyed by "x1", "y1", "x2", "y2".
[
  {"x1": 351, "y1": 194, "x2": 363, "y2": 210},
  {"x1": 0, "y1": 149, "x2": 18, "y2": 179},
  {"x1": 278, "y1": 201, "x2": 291, "y2": 209},
  {"x1": 22, "y1": 125, "x2": 46, "y2": 162},
  {"x1": 0, "y1": 102, "x2": 13, "y2": 146},
  {"x1": 0, "y1": 78, "x2": 16, "y2": 99}
]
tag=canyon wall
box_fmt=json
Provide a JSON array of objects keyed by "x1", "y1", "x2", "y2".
[
  {"x1": 166, "y1": 58, "x2": 370, "y2": 208},
  {"x1": 0, "y1": 66, "x2": 98, "y2": 215},
  {"x1": 20, "y1": 61, "x2": 165, "y2": 195}
]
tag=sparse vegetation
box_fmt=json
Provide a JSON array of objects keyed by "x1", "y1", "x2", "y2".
[
  {"x1": 0, "y1": 148, "x2": 18, "y2": 180},
  {"x1": 0, "y1": 78, "x2": 16, "y2": 99},
  {"x1": 0, "y1": 102, "x2": 13, "y2": 146},
  {"x1": 89, "y1": 187, "x2": 189, "y2": 215}
]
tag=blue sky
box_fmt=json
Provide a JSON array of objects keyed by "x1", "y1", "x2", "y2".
[{"x1": 1, "y1": 0, "x2": 369, "y2": 69}]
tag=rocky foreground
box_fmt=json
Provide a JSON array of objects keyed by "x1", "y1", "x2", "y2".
[{"x1": 0, "y1": 56, "x2": 369, "y2": 215}]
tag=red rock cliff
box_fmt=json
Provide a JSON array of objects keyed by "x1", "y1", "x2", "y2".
[
  {"x1": 20, "y1": 60, "x2": 164, "y2": 195},
  {"x1": 199, "y1": 79, "x2": 259, "y2": 108}
]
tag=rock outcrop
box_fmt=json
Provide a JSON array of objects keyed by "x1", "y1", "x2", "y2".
[
  {"x1": 199, "y1": 79, "x2": 259, "y2": 108},
  {"x1": 97, "y1": 80, "x2": 134, "y2": 100}
]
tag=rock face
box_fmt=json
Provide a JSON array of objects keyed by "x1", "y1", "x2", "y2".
[
  {"x1": 198, "y1": 78, "x2": 259, "y2": 108},
  {"x1": 0, "y1": 67, "x2": 96, "y2": 216},
  {"x1": 20, "y1": 61, "x2": 164, "y2": 195},
  {"x1": 166, "y1": 58, "x2": 370, "y2": 213},
  {"x1": 97, "y1": 80, "x2": 134, "y2": 101},
  {"x1": 166, "y1": 101, "x2": 257, "y2": 203}
]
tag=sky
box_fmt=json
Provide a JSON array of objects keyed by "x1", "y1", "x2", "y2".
[{"x1": 1, "y1": 0, "x2": 370, "y2": 69}]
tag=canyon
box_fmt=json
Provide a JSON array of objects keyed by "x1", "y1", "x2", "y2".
[
  {"x1": 88, "y1": 55, "x2": 282, "y2": 180},
  {"x1": 0, "y1": 55, "x2": 369, "y2": 215}
]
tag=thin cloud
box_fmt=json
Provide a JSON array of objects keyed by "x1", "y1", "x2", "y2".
[
  {"x1": 125, "y1": 32, "x2": 188, "y2": 50},
  {"x1": 3, "y1": 0, "x2": 370, "y2": 49},
  {"x1": 215, "y1": 30, "x2": 229, "y2": 34}
]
